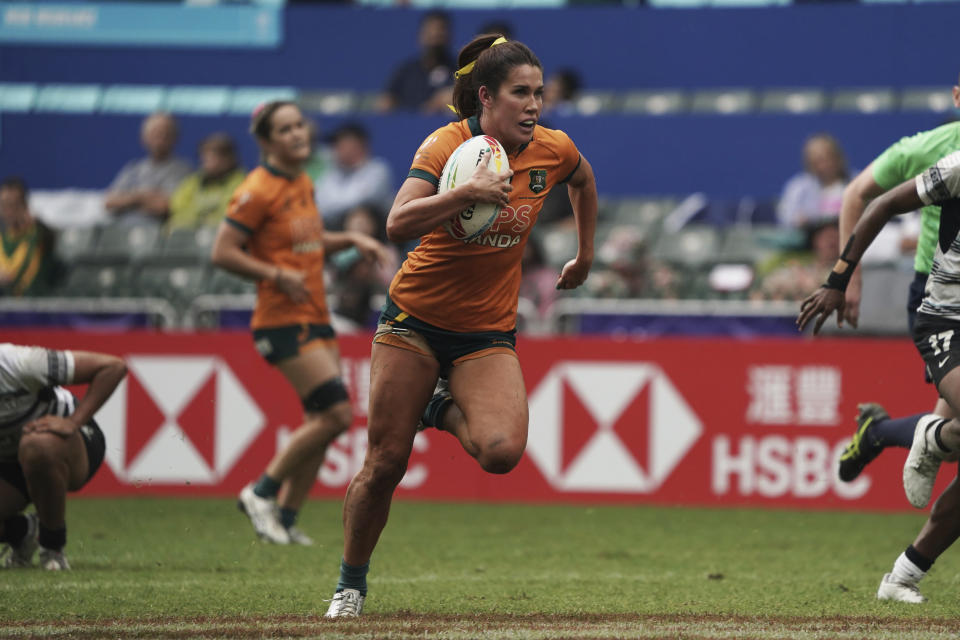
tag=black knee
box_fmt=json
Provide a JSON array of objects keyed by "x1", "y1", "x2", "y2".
[
  {"x1": 302, "y1": 377, "x2": 349, "y2": 413},
  {"x1": 18, "y1": 434, "x2": 56, "y2": 471},
  {"x1": 478, "y1": 438, "x2": 524, "y2": 475}
]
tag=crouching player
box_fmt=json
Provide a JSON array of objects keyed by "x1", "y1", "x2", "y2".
[{"x1": 0, "y1": 344, "x2": 126, "y2": 570}]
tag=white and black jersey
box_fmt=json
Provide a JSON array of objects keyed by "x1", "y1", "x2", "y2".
[
  {"x1": 917, "y1": 151, "x2": 960, "y2": 320},
  {"x1": 0, "y1": 344, "x2": 76, "y2": 461}
]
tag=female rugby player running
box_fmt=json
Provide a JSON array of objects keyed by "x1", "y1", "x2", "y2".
[{"x1": 324, "y1": 35, "x2": 598, "y2": 617}]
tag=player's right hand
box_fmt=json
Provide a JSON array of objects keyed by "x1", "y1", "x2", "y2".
[
  {"x1": 275, "y1": 268, "x2": 310, "y2": 304},
  {"x1": 466, "y1": 164, "x2": 512, "y2": 206},
  {"x1": 797, "y1": 287, "x2": 846, "y2": 335}
]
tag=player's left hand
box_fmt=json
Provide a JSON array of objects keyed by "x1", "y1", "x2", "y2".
[
  {"x1": 797, "y1": 287, "x2": 846, "y2": 335},
  {"x1": 556, "y1": 256, "x2": 592, "y2": 290},
  {"x1": 22, "y1": 415, "x2": 79, "y2": 438},
  {"x1": 352, "y1": 233, "x2": 392, "y2": 266}
]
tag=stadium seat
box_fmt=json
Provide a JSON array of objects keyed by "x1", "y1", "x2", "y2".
[
  {"x1": 541, "y1": 226, "x2": 579, "y2": 269},
  {"x1": 57, "y1": 263, "x2": 136, "y2": 298},
  {"x1": 0, "y1": 83, "x2": 38, "y2": 112},
  {"x1": 690, "y1": 89, "x2": 757, "y2": 114},
  {"x1": 207, "y1": 268, "x2": 256, "y2": 295},
  {"x1": 573, "y1": 91, "x2": 622, "y2": 115},
  {"x1": 650, "y1": 224, "x2": 721, "y2": 268},
  {"x1": 900, "y1": 88, "x2": 955, "y2": 112},
  {"x1": 160, "y1": 227, "x2": 217, "y2": 263},
  {"x1": 717, "y1": 224, "x2": 790, "y2": 264},
  {"x1": 54, "y1": 226, "x2": 100, "y2": 264},
  {"x1": 94, "y1": 223, "x2": 162, "y2": 262},
  {"x1": 621, "y1": 90, "x2": 689, "y2": 115},
  {"x1": 297, "y1": 90, "x2": 359, "y2": 115},
  {"x1": 228, "y1": 87, "x2": 297, "y2": 115},
  {"x1": 100, "y1": 85, "x2": 167, "y2": 114},
  {"x1": 34, "y1": 85, "x2": 102, "y2": 113},
  {"x1": 164, "y1": 86, "x2": 231, "y2": 115},
  {"x1": 830, "y1": 88, "x2": 896, "y2": 113},
  {"x1": 136, "y1": 264, "x2": 208, "y2": 305},
  {"x1": 758, "y1": 89, "x2": 827, "y2": 113}
]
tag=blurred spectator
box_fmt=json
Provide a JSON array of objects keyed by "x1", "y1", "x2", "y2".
[
  {"x1": 377, "y1": 11, "x2": 455, "y2": 114},
  {"x1": 543, "y1": 68, "x2": 582, "y2": 117},
  {"x1": 519, "y1": 235, "x2": 559, "y2": 317},
  {"x1": 752, "y1": 218, "x2": 839, "y2": 301},
  {"x1": 329, "y1": 203, "x2": 399, "y2": 328},
  {"x1": 477, "y1": 20, "x2": 513, "y2": 39},
  {"x1": 776, "y1": 133, "x2": 850, "y2": 229},
  {"x1": 314, "y1": 123, "x2": 394, "y2": 230},
  {"x1": 303, "y1": 118, "x2": 333, "y2": 184},
  {"x1": 0, "y1": 177, "x2": 61, "y2": 296},
  {"x1": 104, "y1": 112, "x2": 192, "y2": 227},
  {"x1": 166, "y1": 133, "x2": 246, "y2": 233}
]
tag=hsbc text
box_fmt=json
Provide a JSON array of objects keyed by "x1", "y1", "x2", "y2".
[{"x1": 711, "y1": 436, "x2": 870, "y2": 500}]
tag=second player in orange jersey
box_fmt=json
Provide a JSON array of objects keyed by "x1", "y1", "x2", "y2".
[{"x1": 212, "y1": 101, "x2": 390, "y2": 547}]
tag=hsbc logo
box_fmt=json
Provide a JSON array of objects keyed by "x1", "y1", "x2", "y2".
[
  {"x1": 527, "y1": 362, "x2": 701, "y2": 493},
  {"x1": 96, "y1": 356, "x2": 264, "y2": 484}
]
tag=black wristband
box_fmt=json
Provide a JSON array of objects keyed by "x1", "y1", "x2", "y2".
[{"x1": 824, "y1": 269, "x2": 852, "y2": 292}]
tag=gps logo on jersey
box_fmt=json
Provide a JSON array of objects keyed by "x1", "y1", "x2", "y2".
[
  {"x1": 527, "y1": 362, "x2": 701, "y2": 492},
  {"x1": 96, "y1": 356, "x2": 264, "y2": 484}
]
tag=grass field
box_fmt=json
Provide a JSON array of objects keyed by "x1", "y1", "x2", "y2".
[{"x1": 2, "y1": 498, "x2": 959, "y2": 639}]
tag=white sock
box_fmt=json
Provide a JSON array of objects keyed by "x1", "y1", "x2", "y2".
[
  {"x1": 891, "y1": 552, "x2": 926, "y2": 585},
  {"x1": 920, "y1": 416, "x2": 952, "y2": 457}
]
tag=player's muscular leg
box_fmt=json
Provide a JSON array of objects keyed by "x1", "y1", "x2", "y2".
[
  {"x1": 913, "y1": 472, "x2": 960, "y2": 560},
  {"x1": 268, "y1": 347, "x2": 350, "y2": 482},
  {"x1": 342, "y1": 344, "x2": 437, "y2": 566},
  {"x1": 277, "y1": 404, "x2": 351, "y2": 510},
  {"x1": 933, "y1": 368, "x2": 960, "y2": 452},
  {"x1": 446, "y1": 354, "x2": 528, "y2": 474},
  {"x1": 0, "y1": 480, "x2": 28, "y2": 524},
  {"x1": 18, "y1": 431, "x2": 88, "y2": 529}
]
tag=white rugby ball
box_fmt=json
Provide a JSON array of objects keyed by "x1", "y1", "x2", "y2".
[{"x1": 438, "y1": 135, "x2": 510, "y2": 242}]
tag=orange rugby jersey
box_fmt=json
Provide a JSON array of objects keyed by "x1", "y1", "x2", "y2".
[
  {"x1": 225, "y1": 165, "x2": 329, "y2": 329},
  {"x1": 391, "y1": 115, "x2": 581, "y2": 332}
]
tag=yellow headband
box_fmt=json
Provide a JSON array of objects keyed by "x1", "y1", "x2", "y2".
[{"x1": 454, "y1": 36, "x2": 508, "y2": 79}]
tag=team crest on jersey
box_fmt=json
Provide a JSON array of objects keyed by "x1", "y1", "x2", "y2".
[{"x1": 528, "y1": 169, "x2": 547, "y2": 194}]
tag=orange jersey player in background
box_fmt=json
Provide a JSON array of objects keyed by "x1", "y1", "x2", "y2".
[
  {"x1": 211, "y1": 101, "x2": 390, "y2": 547},
  {"x1": 325, "y1": 36, "x2": 598, "y2": 618}
]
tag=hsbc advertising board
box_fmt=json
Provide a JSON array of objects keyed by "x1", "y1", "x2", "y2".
[{"x1": 5, "y1": 330, "x2": 942, "y2": 511}]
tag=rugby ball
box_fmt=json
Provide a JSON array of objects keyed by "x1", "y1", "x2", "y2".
[{"x1": 438, "y1": 135, "x2": 510, "y2": 242}]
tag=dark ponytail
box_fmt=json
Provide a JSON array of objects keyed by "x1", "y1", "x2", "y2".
[{"x1": 451, "y1": 36, "x2": 542, "y2": 119}]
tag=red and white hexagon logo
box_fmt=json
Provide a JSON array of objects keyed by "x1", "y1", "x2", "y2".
[
  {"x1": 96, "y1": 356, "x2": 264, "y2": 484},
  {"x1": 527, "y1": 362, "x2": 702, "y2": 492}
]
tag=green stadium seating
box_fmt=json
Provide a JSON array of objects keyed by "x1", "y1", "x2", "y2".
[
  {"x1": 164, "y1": 86, "x2": 231, "y2": 115},
  {"x1": 58, "y1": 263, "x2": 136, "y2": 297},
  {"x1": 100, "y1": 85, "x2": 166, "y2": 114},
  {"x1": 160, "y1": 227, "x2": 217, "y2": 263},
  {"x1": 136, "y1": 264, "x2": 208, "y2": 305},
  {"x1": 94, "y1": 223, "x2": 162, "y2": 262},
  {"x1": 0, "y1": 83, "x2": 38, "y2": 112},
  {"x1": 34, "y1": 85, "x2": 101, "y2": 113},
  {"x1": 650, "y1": 224, "x2": 722, "y2": 268},
  {"x1": 690, "y1": 89, "x2": 757, "y2": 114},
  {"x1": 758, "y1": 89, "x2": 827, "y2": 113},
  {"x1": 830, "y1": 88, "x2": 896, "y2": 113},
  {"x1": 54, "y1": 227, "x2": 99, "y2": 264}
]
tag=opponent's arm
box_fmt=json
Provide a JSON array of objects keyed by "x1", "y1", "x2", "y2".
[
  {"x1": 385, "y1": 165, "x2": 512, "y2": 243},
  {"x1": 211, "y1": 222, "x2": 308, "y2": 303},
  {"x1": 798, "y1": 179, "x2": 922, "y2": 335},
  {"x1": 838, "y1": 163, "x2": 887, "y2": 327},
  {"x1": 24, "y1": 351, "x2": 126, "y2": 438},
  {"x1": 556, "y1": 155, "x2": 597, "y2": 290}
]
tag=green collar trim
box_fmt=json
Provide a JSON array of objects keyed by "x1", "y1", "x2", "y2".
[
  {"x1": 468, "y1": 115, "x2": 531, "y2": 156},
  {"x1": 262, "y1": 162, "x2": 297, "y2": 181}
]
